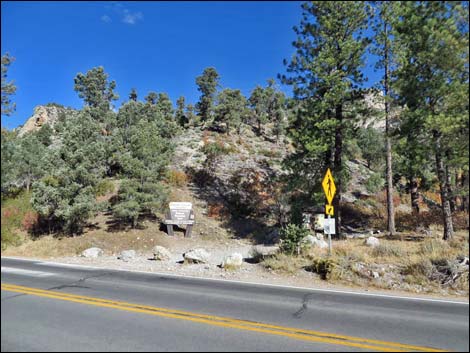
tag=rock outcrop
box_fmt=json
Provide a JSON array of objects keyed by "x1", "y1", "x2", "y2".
[{"x1": 17, "y1": 104, "x2": 76, "y2": 137}]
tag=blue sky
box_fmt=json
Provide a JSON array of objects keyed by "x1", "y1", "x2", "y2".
[{"x1": 1, "y1": 1, "x2": 380, "y2": 130}]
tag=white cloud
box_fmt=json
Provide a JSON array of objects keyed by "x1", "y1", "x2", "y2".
[
  {"x1": 122, "y1": 10, "x2": 143, "y2": 25},
  {"x1": 102, "y1": 3, "x2": 143, "y2": 25},
  {"x1": 101, "y1": 15, "x2": 112, "y2": 23}
]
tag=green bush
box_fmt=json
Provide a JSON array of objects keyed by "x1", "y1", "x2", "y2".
[
  {"x1": 305, "y1": 258, "x2": 336, "y2": 280},
  {"x1": 94, "y1": 179, "x2": 115, "y2": 196},
  {"x1": 365, "y1": 172, "x2": 385, "y2": 193},
  {"x1": 279, "y1": 223, "x2": 310, "y2": 255}
]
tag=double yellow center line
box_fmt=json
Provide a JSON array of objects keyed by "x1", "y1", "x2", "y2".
[{"x1": 1, "y1": 283, "x2": 446, "y2": 352}]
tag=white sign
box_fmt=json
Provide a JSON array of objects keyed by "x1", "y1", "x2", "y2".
[
  {"x1": 324, "y1": 218, "x2": 336, "y2": 235},
  {"x1": 169, "y1": 202, "x2": 192, "y2": 210}
]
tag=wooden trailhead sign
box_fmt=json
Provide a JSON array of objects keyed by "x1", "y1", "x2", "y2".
[
  {"x1": 322, "y1": 168, "x2": 336, "y2": 206},
  {"x1": 164, "y1": 202, "x2": 195, "y2": 237}
]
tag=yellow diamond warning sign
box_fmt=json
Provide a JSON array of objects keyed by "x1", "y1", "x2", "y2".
[{"x1": 322, "y1": 168, "x2": 336, "y2": 205}]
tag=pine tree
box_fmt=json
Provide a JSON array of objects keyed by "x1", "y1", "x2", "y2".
[
  {"x1": 31, "y1": 110, "x2": 107, "y2": 235},
  {"x1": 129, "y1": 88, "x2": 138, "y2": 102},
  {"x1": 74, "y1": 66, "x2": 119, "y2": 111},
  {"x1": 214, "y1": 88, "x2": 248, "y2": 134},
  {"x1": 371, "y1": 1, "x2": 397, "y2": 236},
  {"x1": 195, "y1": 67, "x2": 220, "y2": 125},
  {"x1": 1, "y1": 53, "x2": 16, "y2": 117},
  {"x1": 145, "y1": 91, "x2": 158, "y2": 105},
  {"x1": 175, "y1": 96, "x2": 188, "y2": 127},
  {"x1": 393, "y1": 1, "x2": 468, "y2": 240},
  {"x1": 155, "y1": 93, "x2": 174, "y2": 120},
  {"x1": 280, "y1": 1, "x2": 370, "y2": 236}
]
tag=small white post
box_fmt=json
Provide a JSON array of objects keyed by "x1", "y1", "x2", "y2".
[{"x1": 328, "y1": 214, "x2": 332, "y2": 256}]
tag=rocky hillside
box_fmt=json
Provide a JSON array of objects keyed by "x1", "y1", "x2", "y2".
[{"x1": 17, "y1": 104, "x2": 77, "y2": 137}]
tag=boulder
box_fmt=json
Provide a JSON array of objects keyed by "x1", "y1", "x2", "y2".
[
  {"x1": 81, "y1": 247, "x2": 104, "y2": 258},
  {"x1": 153, "y1": 246, "x2": 172, "y2": 261},
  {"x1": 303, "y1": 235, "x2": 328, "y2": 249},
  {"x1": 118, "y1": 250, "x2": 136, "y2": 262},
  {"x1": 221, "y1": 253, "x2": 243, "y2": 269},
  {"x1": 364, "y1": 236, "x2": 380, "y2": 247},
  {"x1": 183, "y1": 248, "x2": 210, "y2": 264}
]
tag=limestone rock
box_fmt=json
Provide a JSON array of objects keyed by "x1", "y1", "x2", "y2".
[
  {"x1": 153, "y1": 246, "x2": 172, "y2": 261},
  {"x1": 221, "y1": 253, "x2": 243, "y2": 269},
  {"x1": 364, "y1": 236, "x2": 380, "y2": 247},
  {"x1": 17, "y1": 105, "x2": 76, "y2": 137},
  {"x1": 303, "y1": 235, "x2": 328, "y2": 249},
  {"x1": 81, "y1": 247, "x2": 104, "y2": 258},
  {"x1": 183, "y1": 248, "x2": 210, "y2": 264},
  {"x1": 118, "y1": 250, "x2": 136, "y2": 262}
]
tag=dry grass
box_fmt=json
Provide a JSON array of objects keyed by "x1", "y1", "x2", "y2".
[
  {"x1": 261, "y1": 231, "x2": 469, "y2": 295},
  {"x1": 262, "y1": 253, "x2": 309, "y2": 274}
]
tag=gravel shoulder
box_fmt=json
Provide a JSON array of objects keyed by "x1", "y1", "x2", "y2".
[{"x1": 6, "y1": 240, "x2": 468, "y2": 303}]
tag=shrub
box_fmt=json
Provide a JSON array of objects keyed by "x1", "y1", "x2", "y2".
[
  {"x1": 259, "y1": 149, "x2": 282, "y2": 158},
  {"x1": 305, "y1": 258, "x2": 336, "y2": 280},
  {"x1": 21, "y1": 211, "x2": 39, "y2": 232},
  {"x1": 207, "y1": 203, "x2": 227, "y2": 219},
  {"x1": 401, "y1": 258, "x2": 433, "y2": 284},
  {"x1": 166, "y1": 170, "x2": 188, "y2": 187},
  {"x1": 371, "y1": 243, "x2": 406, "y2": 258},
  {"x1": 419, "y1": 238, "x2": 452, "y2": 259},
  {"x1": 94, "y1": 179, "x2": 115, "y2": 197},
  {"x1": 1, "y1": 191, "x2": 34, "y2": 249},
  {"x1": 365, "y1": 172, "x2": 385, "y2": 194},
  {"x1": 279, "y1": 223, "x2": 310, "y2": 255},
  {"x1": 262, "y1": 253, "x2": 308, "y2": 274}
]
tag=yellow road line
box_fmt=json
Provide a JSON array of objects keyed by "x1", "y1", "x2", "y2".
[{"x1": 1, "y1": 283, "x2": 447, "y2": 352}]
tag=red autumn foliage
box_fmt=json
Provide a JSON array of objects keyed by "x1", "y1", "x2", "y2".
[{"x1": 21, "y1": 211, "x2": 39, "y2": 232}]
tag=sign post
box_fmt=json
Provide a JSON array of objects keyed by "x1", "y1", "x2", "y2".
[
  {"x1": 322, "y1": 168, "x2": 336, "y2": 256},
  {"x1": 164, "y1": 202, "x2": 195, "y2": 237}
]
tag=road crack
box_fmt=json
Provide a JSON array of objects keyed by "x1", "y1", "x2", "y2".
[
  {"x1": 47, "y1": 271, "x2": 114, "y2": 291},
  {"x1": 293, "y1": 293, "x2": 314, "y2": 319}
]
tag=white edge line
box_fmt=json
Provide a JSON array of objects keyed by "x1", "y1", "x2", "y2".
[{"x1": 2, "y1": 256, "x2": 469, "y2": 305}]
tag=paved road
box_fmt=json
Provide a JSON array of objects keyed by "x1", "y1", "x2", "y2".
[{"x1": 1, "y1": 257, "x2": 468, "y2": 352}]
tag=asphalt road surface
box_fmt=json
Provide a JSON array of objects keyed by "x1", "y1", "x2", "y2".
[{"x1": 1, "y1": 257, "x2": 468, "y2": 352}]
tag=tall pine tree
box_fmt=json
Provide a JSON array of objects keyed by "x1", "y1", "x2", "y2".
[{"x1": 280, "y1": 1, "x2": 370, "y2": 237}]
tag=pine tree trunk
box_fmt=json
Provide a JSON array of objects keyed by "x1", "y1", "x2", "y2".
[
  {"x1": 463, "y1": 170, "x2": 469, "y2": 214},
  {"x1": 383, "y1": 29, "x2": 396, "y2": 237},
  {"x1": 433, "y1": 131, "x2": 454, "y2": 240},
  {"x1": 445, "y1": 152, "x2": 455, "y2": 212},
  {"x1": 334, "y1": 104, "x2": 344, "y2": 239},
  {"x1": 410, "y1": 177, "x2": 420, "y2": 215}
]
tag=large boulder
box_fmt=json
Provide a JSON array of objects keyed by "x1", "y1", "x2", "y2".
[
  {"x1": 81, "y1": 247, "x2": 104, "y2": 258},
  {"x1": 153, "y1": 246, "x2": 172, "y2": 261},
  {"x1": 221, "y1": 253, "x2": 243, "y2": 269},
  {"x1": 183, "y1": 248, "x2": 210, "y2": 264},
  {"x1": 118, "y1": 250, "x2": 136, "y2": 262},
  {"x1": 364, "y1": 236, "x2": 380, "y2": 247}
]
